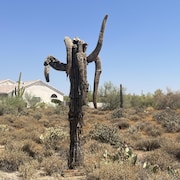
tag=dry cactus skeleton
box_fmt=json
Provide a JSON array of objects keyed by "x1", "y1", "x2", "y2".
[
  {"x1": 44, "y1": 14, "x2": 108, "y2": 108},
  {"x1": 44, "y1": 15, "x2": 108, "y2": 168}
]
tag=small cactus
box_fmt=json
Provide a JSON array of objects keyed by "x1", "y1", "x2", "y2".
[
  {"x1": 102, "y1": 145, "x2": 137, "y2": 165},
  {"x1": 124, "y1": 147, "x2": 137, "y2": 164}
]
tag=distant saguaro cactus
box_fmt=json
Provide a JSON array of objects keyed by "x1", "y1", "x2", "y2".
[
  {"x1": 44, "y1": 15, "x2": 108, "y2": 169},
  {"x1": 14, "y1": 72, "x2": 25, "y2": 97},
  {"x1": 120, "y1": 84, "x2": 123, "y2": 108}
]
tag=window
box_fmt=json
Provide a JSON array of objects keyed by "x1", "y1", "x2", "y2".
[{"x1": 51, "y1": 94, "x2": 57, "y2": 98}]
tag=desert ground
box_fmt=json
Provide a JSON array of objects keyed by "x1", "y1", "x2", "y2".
[{"x1": 0, "y1": 104, "x2": 180, "y2": 179}]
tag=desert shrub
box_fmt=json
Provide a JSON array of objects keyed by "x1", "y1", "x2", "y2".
[
  {"x1": 145, "y1": 124, "x2": 163, "y2": 137},
  {"x1": 83, "y1": 140, "x2": 103, "y2": 156},
  {"x1": 129, "y1": 114, "x2": 140, "y2": 121},
  {"x1": 98, "y1": 81, "x2": 120, "y2": 110},
  {"x1": 0, "y1": 105, "x2": 4, "y2": 116},
  {"x1": 135, "y1": 121, "x2": 149, "y2": 131},
  {"x1": 176, "y1": 134, "x2": 180, "y2": 143},
  {"x1": 0, "y1": 96, "x2": 27, "y2": 115},
  {"x1": 135, "y1": 138, "x2": 161, "y2": 151},
  {"x1": 52, "y1": 104, "x2": 68, "y2": 115},
  {"x1": 130, "y1": 94, "x2": 146, "y2": 108},
  {"x1": 162, "y1": 140, "x2": 180, "y2": 161},
  {"x1": 43, "y1": 105, "x2": 68, "y2": 117},
  {"x1": 41, "y1": 156, "x2": 66, "y2": 176},
  {"x1": 148, "y1": 171, "x2": 180, "y2": 180},
  {"x1": 21, "y1": 139, "x2": 45, "y2": 161},
  {"x1": 143, "y1": 150, "x2": 174, "y2": 171},
  {"x1": 40, "y1": 127, "x2": 69, "y2": 150},
  {"x1": 153, "y1": 109, "x2": 180, "y2": 132},
  {"x1": 128, "y1": 121, "x2": 148, "y2": 135},
  {"x1": 116, "y1": 120, "x2": 130, "y2": 130},
  {"x1": 111, "y1": 108, "x2": 124, "y2": 119},
  {"x1": 0, "y1": 124, "x2": 9, "y2": 132},
  {"x1": 19, "y1": 160, "x2": 39, "y2": 179},
  {"x1": 153, "y1": 89, "x2": 180, "y2": 110},
  {"x1": 39, "y1": 118, "x2": 49, "y2": 127},
  {"x1": 24, "y1": 93, "x2": 41, "y2": 108},
  {"x1": 94, "y1": 161, "x2": 147, "y2": 180},
  {"x1": 0, "y1": 150, "x2": 30, "y2": 172},
  {"x1": 33, "y1": 111, "x2": 42, "y2": 120},
  {"x1": 89, "y1": 124, "x2": 122, "y2": 147}
]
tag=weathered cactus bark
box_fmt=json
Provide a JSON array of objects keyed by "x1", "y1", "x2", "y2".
[
  {"x1": 68, "y1": 39, "x2": 88, "y2": 168},
  {"x1": 43, "y1": 15, "x2": 108, "y2": 169}
]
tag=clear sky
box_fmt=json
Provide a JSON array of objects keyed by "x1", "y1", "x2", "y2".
[{"x1": 1, "y1": 0, "x2": 180, "y2": 95}]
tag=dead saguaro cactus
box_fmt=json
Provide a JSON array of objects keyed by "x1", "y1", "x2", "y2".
[{"x1": 43, "y1": 14, "x2": 108, "y2": 169}]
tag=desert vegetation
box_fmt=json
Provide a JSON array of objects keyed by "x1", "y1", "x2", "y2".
[{"x1": 0, "y1": 84, "x2": 180, "y2": 179}]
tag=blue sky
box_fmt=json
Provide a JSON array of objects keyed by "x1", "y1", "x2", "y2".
[{"x1": 1, "y1": 0, "x2": 180, "y2": 95}]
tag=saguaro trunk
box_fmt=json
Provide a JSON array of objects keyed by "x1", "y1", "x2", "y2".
[
  {"x1": 68, "y1": 43, "x2": 88, "y2": 169},
  {"x1": 120, "y1": 84, "x2": 123, "y2": 108}
]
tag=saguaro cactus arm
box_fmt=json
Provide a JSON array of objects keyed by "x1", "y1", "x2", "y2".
[
  {"x1": 87, "y1": 14, "x2": 108, "y2": 108},
  {"x1": 44, "y1": 55, "x2": 66, "y2": 82},
  {"x1": 87, "y1": 14, "x2": 108, "y2": 62},
  {"x1": 64, "y1": 36, "x2": 74, "y2": 76},
  {"x1": 92, "y1": 56, "x2": 102, "y2": 108}
]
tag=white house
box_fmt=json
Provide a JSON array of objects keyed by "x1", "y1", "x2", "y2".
[{"x1": 0, "y1": 79, "x2": 64, "y2": 104}]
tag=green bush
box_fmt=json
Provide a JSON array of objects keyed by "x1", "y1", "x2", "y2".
[
  {"x1": 24, "y1": 93, "x2": 41, "y2": 108},
  {"x1": 98, "y1": 81, "x2": 120, "y2": 110},
  {"x1": 0, "y1": 96, "x2": 27, "y2": 115}
]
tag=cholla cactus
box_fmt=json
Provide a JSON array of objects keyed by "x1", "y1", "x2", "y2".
[{"x1": 40, "y1": 127, "x2": 69, "y2": 149}]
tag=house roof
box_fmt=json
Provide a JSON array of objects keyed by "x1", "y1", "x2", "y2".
[
  {"x1": 0, "y1": 79, "x2": 15, "y2": 85},
  {"x1": 23, "y1": 80, "x2": 64, "y2": 96},
  {"x1": 0, "y1": 79, "x2": 64, "y2": 95},
  {"x1": 0, "y1": 85, "x2": 15, "y2": 94}
]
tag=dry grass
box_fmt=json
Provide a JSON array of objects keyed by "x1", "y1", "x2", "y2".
[{"x1": 0, "y1": 106, "x2": 180, "y2": 179}]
